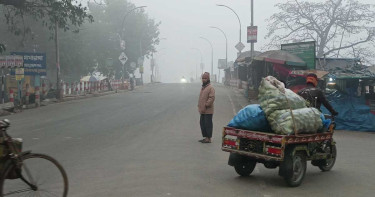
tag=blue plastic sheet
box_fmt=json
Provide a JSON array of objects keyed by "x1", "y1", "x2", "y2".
[
  {"x1": 321, "y1": 88, "x2": 375, "y2": 132},
  {"x1": 228, "y1": 104, "x2": 272, "y2": 132}
]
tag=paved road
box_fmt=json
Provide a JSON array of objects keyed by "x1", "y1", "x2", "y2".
[{"x1": 4, "y1": 83, "x2": 375, "y2": 197}]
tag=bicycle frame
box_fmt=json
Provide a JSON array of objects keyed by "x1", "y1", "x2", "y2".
[{"x1": 0, "y1": 126, "x2": 37, "y2": 191}]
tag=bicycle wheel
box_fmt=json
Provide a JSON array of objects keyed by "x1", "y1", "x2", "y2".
[{"x1": 0, "y1": 153, "x2": 68, "y2": 197}]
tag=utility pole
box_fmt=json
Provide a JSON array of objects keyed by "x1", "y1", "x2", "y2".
[
  {"x1": 191, "y1": 48, "x2": 203, "y2": 80},
  {"x1": 55, "y1": 20, "x2": 61, "y2": 99},
  {"x1": 120, "y1": 6, "x2": 147, "y2": 83},
  {"x1": 250, "y1": 0, "x2": 254, "y2": 59},
  {"x1": 247, "y1": 0, "x2": 255, "y2": 99},
  {"x1": 209, "y1": 26, "x2": 227, "y2": 83},
  {"x1": 199, "y1": 37, "x2": 213, "y2": 79}
]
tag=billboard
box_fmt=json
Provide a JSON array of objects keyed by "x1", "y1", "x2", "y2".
[
  {"x1": 0, "y1": 55, "x2": 23, "y2": 68},
  {"x1": 281, "y1": 41, "x2": 316, "y2": 70},
  {"x1": 10, "y1": 52, "x2": 47, "y2": 76},
  {"x1": 218, "y1": 59, "x2": 227, "y2": 69}
]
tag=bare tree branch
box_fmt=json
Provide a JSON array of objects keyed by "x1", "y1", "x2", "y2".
[
  {"x1": 266, "y1": 0, "x2": 375, "y2": 59},
  {"x1": 325, "y1": 32, "x2": 373, "y2": 55}
]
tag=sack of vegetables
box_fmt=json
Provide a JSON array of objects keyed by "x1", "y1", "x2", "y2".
[
  {"x1": 258, "y1": 76, "x2": 307, "y2": 116},
  {"x1": 267, "y1": 107, "x2": 323, "y2": 135}
]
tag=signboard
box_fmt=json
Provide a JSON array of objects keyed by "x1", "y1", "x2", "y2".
[
  {"x1": 0, "y1": 55, "x2": 23, "y2": 68},
  {"x1": 200, "y1": 63, "x2": 205, "y2": 70},
  {"x1": 137, "y1": 56, "x2": 144, "y2": 66},
  {"x1": 106, "y1": 58, "x2": 113, "y2": 67},
  {"x1": 130, "y1": 62, "x2": 137, "y2": 70},
  {"x1": 139, "y1": 66, "x2": 144, "y2": 74},
  {"x1": 247, "y1": 26, "x2": 258, "y2": 43},
  {"x1": 120, "y1": 40, "x2": 126, "y2": 50},
  {"x1": 218, "y1": 59, "x2": 227, "y2": 69},
  {"x1": 118, "y1": 52, "x2": 128, "y2": 65},
  {"x1": 15, "y1": 68, "x2": 24, "y2": 81},
  {"x1": 235, "y1": 42, "x2": 245, "y2": 52},
  {"x1": 10, "y1": 52, "x2": 47, "y2": 76},
  {"x1": 281, "y1": 41, "x2": 316, "y2": 70},
  {"x1": 228, "y1": 61, "x2": 234, "y2": 71}
]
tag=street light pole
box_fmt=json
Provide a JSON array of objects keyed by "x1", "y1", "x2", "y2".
[
  {"x1": 217, "y1": 4, "x2": 242, "y2": 48},
  {"x1": 191, "y1": 48, "x2": 203, "y2": 80},
  {"x1": 120, "y1": 5, "x2": 147, "y2": 82},
  {"x1": 217, "y1": 4, "x2": 242, "y2": 87},
  {"x1": 151, "y1": 38, "x2": 166, "y2": 83},
  {"x1": 209, "y1": 26, "x2": 227, "y2": 83},
  {"x1": 121, "y1": 6, "x2": 147, "y2": 39},
  {"x1": 199, "y1": 37, "x2": 213, "y2": 80}
]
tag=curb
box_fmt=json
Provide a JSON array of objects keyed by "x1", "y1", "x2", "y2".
[
  {"x1": 4, "y1": 87, "x2": 137, "y2": 114},
  {"x1": 58, "y1": 89, "x2": 129, "y2": 103}
]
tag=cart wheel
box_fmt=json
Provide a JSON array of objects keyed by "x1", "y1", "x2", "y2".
[
  {"x1": 317, "y1": 144, "x2": 337, "y2": 172},
  {"x1": 280, "y1": 147, "x2": 307, "y2": 187},
  {"x1": 234, "y1": 160, "x2": 256, "y2": 177}
]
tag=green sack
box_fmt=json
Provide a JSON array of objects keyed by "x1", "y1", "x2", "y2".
[
  {"x1": 268, "y1": 108, "x2": 323, "y2": 135},
  {"x1": 258, "y1": 76, "x2": 307, "y2": 117}
]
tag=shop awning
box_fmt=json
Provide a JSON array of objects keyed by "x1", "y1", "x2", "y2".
[
  {"x1": 80, "y1": 76, "x2": 97, "y2": 82},
  {"x1": 289, "y1": 70, "x2": 329, "y2": 79},
  {"x1": 253, "y1": 50, "x2": 306, "y2": 67}
]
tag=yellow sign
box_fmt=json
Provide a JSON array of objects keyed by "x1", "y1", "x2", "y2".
[
  {"x1": 16, "y1": 75, "x2": 24, "y2": 81},
  {"x1": 139, "y1": 66, "x2": 144, "y2": 74},
  {"x1": 15, "y1": 68, "x2": 24, "y2": 81},
  {"x1": 15, "y1": 68, "x2": 24, "y2": 75}
]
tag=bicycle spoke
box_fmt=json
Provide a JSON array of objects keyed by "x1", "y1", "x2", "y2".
[
  {"x1": 39, "y1": 189, "x2": 61, "y2": 197},
  {"x1": 3, "y1": 188, "x2": 33, "y2": 196},
  {"x1": 22, "y1": 165, "x2": 36, "y2": 186}
]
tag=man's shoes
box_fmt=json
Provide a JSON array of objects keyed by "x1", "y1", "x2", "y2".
[
  {"x1": 201, "y1": 140, "x2": 211, "y2": 143},
  {"x1": 198, "y1": 139, "x2": 205, "y2": 143}
]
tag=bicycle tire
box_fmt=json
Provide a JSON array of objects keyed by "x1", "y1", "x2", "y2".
[{"x1": 0, "y1": 153, "x2": 68, "y2": 197}]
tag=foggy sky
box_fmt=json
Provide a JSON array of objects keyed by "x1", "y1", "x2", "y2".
[
  {"x1": 116, "y1": 0, "x2": 373, "y2": 83},
  {"x1": 129, "y1": 0, "x2": 279, "y2": 83}
]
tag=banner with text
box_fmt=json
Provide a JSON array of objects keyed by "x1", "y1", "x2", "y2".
[{"x1": 10, "y1": 52, "x2": 47, "y2": 76}]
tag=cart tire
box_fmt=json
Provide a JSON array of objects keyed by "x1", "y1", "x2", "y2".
[
  {"x1": 234, "y1": 160, "x2": 256, "y2": 177},
  {"x1": 317, "y1": 144, "x2": 337, "y2": 172},
  {"x1": 280, "y1": 147, "x2": 307, "y2": 187}
]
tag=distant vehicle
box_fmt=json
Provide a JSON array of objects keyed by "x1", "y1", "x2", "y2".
[{"x1": 180, "y1": 76, "x2": 187, "y2": 83}]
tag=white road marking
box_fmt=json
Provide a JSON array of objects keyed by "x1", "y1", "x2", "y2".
[{"x1": 228, "y1": 94, "x2": 237, "y2": 116}]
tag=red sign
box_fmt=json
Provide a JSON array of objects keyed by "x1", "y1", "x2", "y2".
[
  {"x1": 247, "y1": 26, "x2": 258, "y2": 43},
  {"x1": 0, "y1": 55, "x2": 23, "y2": 68}
]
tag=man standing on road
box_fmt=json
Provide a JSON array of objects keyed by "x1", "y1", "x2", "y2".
[{"x1": 198, "y1": 72, "x2": 215, "y2": 143}]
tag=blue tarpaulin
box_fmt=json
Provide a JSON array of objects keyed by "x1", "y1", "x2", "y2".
[
  {"x1": 228, "y1": 104, "x2": 272, "y2": 132},
  {"x1": 322, "y1": 88, "x2": 375, "y2": 132}
]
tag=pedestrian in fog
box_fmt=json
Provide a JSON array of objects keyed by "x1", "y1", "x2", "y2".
[{"x1": 198, "y1": 72, "x2": 215, "y2": 143}]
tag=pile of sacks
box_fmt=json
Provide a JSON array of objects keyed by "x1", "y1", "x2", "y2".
[{"x1": 228, "y1": 76, "x2": 324, "y2": 135}]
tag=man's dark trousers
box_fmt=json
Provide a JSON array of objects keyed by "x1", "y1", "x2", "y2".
[{"x1": 200, "y1": 114, "x2": 213, "y2": 138}]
